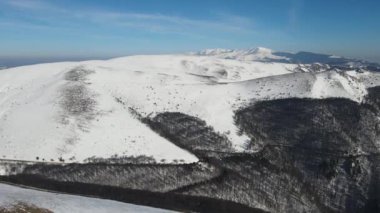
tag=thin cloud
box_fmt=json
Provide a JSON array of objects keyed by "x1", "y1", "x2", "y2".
[
  {"x1": 82, "y1": 10, "x2": 255, "y2": 35},
  {"x1": 2, "y1": 0, "x2": 255, "y2": 37},
  {"x1": 288, "y1": 0, "x2": 303, "y2": 30},
  {"x1": 4, "y1": 0, "x2": 50, "y2": 10}
]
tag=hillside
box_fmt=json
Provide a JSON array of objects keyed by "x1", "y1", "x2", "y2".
[
  {"x1": 1, "y1": 49, "x2": 380, "y2": 212},
  {"x1": 1, "y1": 52, "x2": 379, "y2": 164}
]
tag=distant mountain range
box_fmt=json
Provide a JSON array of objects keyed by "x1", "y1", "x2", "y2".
[
  {"x1": 194, "y1": 47, "x2": 380, "y2": 72},
  {"x1": 1, "y1": 48, "x2": 380, "y2": 71}
]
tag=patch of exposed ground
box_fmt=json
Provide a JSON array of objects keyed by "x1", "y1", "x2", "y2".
[
  {"x1": 0, "y1": 202, "x2": 53, "y2": 213},
  {"x1": 57, "y1": 66, "x2": 98, "y2": 156}
]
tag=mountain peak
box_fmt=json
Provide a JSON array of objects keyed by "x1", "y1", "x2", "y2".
[
  {"x1": 247, "y1": 47, "x2": 273, "y2": 54},
  {"x1": 195, "y1": 48, "x2": 233, "y2": 56}
]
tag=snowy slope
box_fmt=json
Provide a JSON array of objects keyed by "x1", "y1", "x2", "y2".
[
  {"x1": 0, "y1": 53, "x2": 379, "y2": 163},
  {"x1": 0, "y1": 183, "x2": 174, "y2": 213},
  {"x1": 0, "y1": 62, "x2": 198, "y2": 163}
]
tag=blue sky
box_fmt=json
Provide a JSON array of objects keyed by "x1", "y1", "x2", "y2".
[{"x1": 0, "y1": 0, "x2": 379, "y2": 62}]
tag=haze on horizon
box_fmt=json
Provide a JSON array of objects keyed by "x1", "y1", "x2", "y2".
[{"x1": 0, "y1": 0, "x2": 379, "y2": 67}]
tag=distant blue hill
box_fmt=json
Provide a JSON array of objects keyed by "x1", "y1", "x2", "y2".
[{"x1": 273, "y1": 51, "x2": 380, "y2": 71}]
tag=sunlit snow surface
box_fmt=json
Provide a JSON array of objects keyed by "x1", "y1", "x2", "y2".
[
  {"x1": 0, "y1": 54, "x2": 379, "y2": 163},
  {"x1": 0, "y1": 183, "x2": 174, "y2": 213}
]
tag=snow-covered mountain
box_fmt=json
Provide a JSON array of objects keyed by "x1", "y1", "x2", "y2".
[
  {"x1": 194, "y1": 47, "x2": 380, "y2": 72},
  {"x1": 1, "y1": 49, "x2": 380, "y2": 213},
  {"x1": 0, "y1": 50, "x2": 379, "y2": 165},
  {"x1": 195, "y1": 47, "x2": 288, "y2": 62}
]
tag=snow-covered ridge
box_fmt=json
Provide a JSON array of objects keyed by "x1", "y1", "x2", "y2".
[
  {"x1": 194, "y1": 47, "x2": 289, "y2": 62},
  {"x1": 0, "y1": 53, "x2": 379, "y2": 164},
  {"x1": 193, "y1": 47, "x2": 380, "y2": 71}
]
